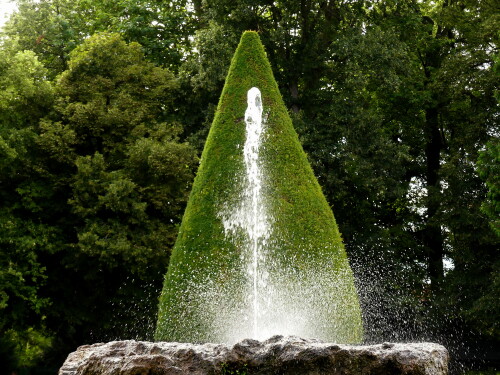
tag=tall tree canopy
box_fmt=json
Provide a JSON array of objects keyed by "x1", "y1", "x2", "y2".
[
  {"x1": 0, "y1": 31, "x2": 197, "y2": 370},
  {"x1": 0, "y1": 46, "x2": 55, "y2": 372}
]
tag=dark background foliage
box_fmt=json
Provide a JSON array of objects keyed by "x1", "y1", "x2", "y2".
[{"x1": 0, "y1": 0, "x2": 498, "y2": 373}]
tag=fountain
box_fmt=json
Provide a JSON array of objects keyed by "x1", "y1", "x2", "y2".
[
  {"x1": 230, "y1": 86, "x2": 268, "y2": 339},
  {"x1": 155, "y1": 30, "x2": 362, "y2": 344},
  {"x1": 58, "y1": 31, "x2": 449, "y2": 375}
]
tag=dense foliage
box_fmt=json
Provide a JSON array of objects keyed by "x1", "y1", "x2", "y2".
[
  {"x1": 0, "y1": 31, "x2": 197, "y2": 371},
  {"x1": 0, "y1": 0, "x2": 498, "y2": 373}
]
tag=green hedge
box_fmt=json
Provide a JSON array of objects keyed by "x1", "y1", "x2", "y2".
[{"x1": 155, "y1": 31, "x2": 362, "y2": 343}]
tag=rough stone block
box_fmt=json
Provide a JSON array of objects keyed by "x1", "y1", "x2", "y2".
[{"x1": 59, "y1": 336, "x2": 448, "y2": 375}]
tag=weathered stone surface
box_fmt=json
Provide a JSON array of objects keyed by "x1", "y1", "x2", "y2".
[{"x1": 59, "y1": 335, "x2": 448, "y2": 375}]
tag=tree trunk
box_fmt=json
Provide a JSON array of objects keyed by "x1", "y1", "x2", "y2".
[
  {"x1": 423, "y1": 106, "x2": 444, "y2": 289},
  {"x1": 289, "y1": 82, "x2": 300, "y2": 113}
]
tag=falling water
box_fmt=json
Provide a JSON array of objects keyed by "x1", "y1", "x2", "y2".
[
  {"x1": 243, "y1": 87, "x2": 266, "y2": 337},
  {"x1": 221, "y1": 87, "x2": 269, "y2": 338}
]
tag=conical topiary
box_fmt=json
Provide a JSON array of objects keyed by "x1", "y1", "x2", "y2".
[{"x1": 155, "y1": 31, "x2": 362, "y2": 344}]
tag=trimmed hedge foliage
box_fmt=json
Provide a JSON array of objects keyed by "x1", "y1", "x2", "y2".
[{"x1": 155, "y1": 31, "x2": 362, "y2": 343}]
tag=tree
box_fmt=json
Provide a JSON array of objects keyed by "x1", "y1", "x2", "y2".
[
  {"x1": 1, "y1": 32, "x2": 198, "y2": 368},
  {"x1": 0, "y1": 46, "x2": 55, "y2": 370},
  {"x1": 1, "y1": 0, "x2": 195, "y2": 76},
  {"x1": 396, "y1": 1, "x2": 499, "y2": 346},
  {"x1": 156, "y1": 31, "x2": 362, "y2": 344},
  {"x1": 37, "y1": 32, "x2": 198, "y2": 348},
  {"x1": 470, "y1": 50, "x2": 500, "y2": 339}
]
